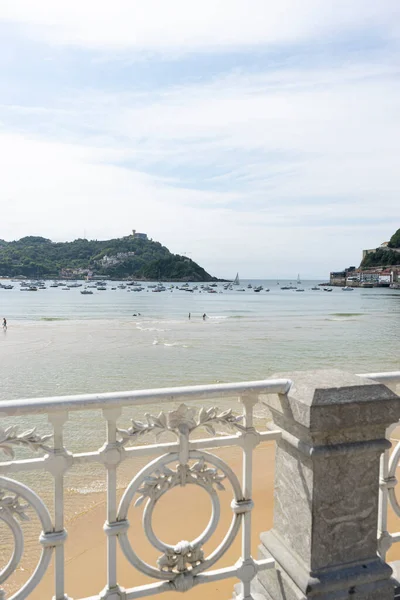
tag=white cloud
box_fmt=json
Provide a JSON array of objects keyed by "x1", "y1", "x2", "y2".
[
  {"x1": 1, "y1": 0, "x2": 399, "y2": 52},
  {"x1": 54, "y1": 62, "x2": 400, "y2": 213},
  {"x1": 1, "y1": 53, "x2": 399, "y2": 278}
]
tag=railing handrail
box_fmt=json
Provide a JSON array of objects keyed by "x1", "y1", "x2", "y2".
[
  {"x1": 0, "y1": 378, "x2": 292, "y2": 416},
  {"x1": 357, "y1": 371, "x2": 400, "y2": 385}
]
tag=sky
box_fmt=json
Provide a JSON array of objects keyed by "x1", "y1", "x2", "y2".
[{"x1": 0, "y1": 1, "x2": 399, "y2": 278}]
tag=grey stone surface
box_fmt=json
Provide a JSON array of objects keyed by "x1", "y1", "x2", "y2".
[
  {"x1": 272, "y1": 441, "x2": 313, "y2": 566},
  {"x1": 267, "y1": 370, "x2": 399, "y2": 446},
  {"x1": 311, "y1": 448, "x2": 379, "y2": 570},
  {"x1": 251, "y1": 370, "x2": 400, "y2": 600}
]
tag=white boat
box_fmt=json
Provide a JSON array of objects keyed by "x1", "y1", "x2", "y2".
[
  {"x1": 311, "y1": 286, "x2": 320, "y2": 290},
  {"x1": 81, "y1": 289, "x2": 93, "y2": 295},
  {"x1": 233, "y1": 273, "x2": 240, "y2": 286},
  {"x1": 342, "y1": 286, "x2": 354, "y2": 291}
]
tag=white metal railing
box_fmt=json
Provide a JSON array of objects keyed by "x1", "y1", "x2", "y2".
[
  {"x1": 0, "y1": 378, "x2": 291, "y2": 600},
  {"x1": 358, "y1": 371, "x2": 400, "y2": 559}
]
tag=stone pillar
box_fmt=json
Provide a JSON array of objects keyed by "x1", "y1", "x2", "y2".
[{"x1": 253, "y1": 370, "x2": 400, "y2": 600}]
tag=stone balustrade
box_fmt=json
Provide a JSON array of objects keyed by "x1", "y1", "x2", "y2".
[{"x1": 1, "y1": 371, "x2": 400, "y2": 600}]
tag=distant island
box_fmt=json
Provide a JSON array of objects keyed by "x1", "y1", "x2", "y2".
[{"x1": 0, "y1": 231, "x2": 221, "y2": 281}]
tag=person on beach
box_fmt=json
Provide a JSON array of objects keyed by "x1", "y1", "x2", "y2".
[
  {"x1": 203, "y1": 313, "x2": 207, "y2": 320},
  {"x1": 3, "y1": 318, "x2": 7, "y2": 330},
  {"x1": 188, "y1": 313, "x2": 191, "y2": 320}
]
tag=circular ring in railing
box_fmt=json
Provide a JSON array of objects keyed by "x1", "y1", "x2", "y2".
[
  {"x1": 0, "y1": 476, "x2": 54, "y2": 600},
  {"x1": 388, "y1": 441, "x2": 400, "y2": 518},
  {"x1": 116, "y1": 450, "x2": 243, "y2": 581},
  {"x1": 0, "y1": 509, "x2": 24, "y2": 585}
]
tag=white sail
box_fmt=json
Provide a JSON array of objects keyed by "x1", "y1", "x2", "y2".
[
  {"x1": 233, "y1": 273, "x2": 240, "y2": 285},
  {"x1": 297, "y1": 274, "x2": 301, "y2": 284}
]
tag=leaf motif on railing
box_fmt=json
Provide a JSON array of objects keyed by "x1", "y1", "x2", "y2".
[
  {"x1": 0, "y1": 426, "x2": 53, "y2": 459},
  {"x1": 0, "y1": 489, "x2": 30, "y2": 521},
  {"x1": 157, "y1": 540, "x2": 204, "y2": 572},
  {"x1": 134, "y1": 458, "x2": 226, "y2": 507},
  {"x1": 118, "y1": 403, "x2": 244, "y2": 444}
]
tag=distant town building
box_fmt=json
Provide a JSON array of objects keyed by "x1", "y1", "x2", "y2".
[
  {"x1": 330, "y1": 266, "x2": 358, "y2": 286},
  {"x1": 360, "y1": 271, "x2": 380, "y2": 284},
  {"x1": 101, "y1": 252, "x2": 135, "y2": 267},
  {"x1": 378, "y1": 269, "x2": 392, "y2": 285},
  {"x1": 132, "y1": 229, "x2": 148, "y2": 240},
  {"x1": 61, "y1": 267, "x2": 91, "y2": 278},
  {"x1": 330, "y1": 266, "x2": 398, "y2": 287}
]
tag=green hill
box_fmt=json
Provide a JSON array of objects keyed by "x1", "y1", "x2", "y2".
[
  {"x1": 0, "y1": 235, "x2": 219, "y2": 281},
  {"x1": 361, "y1": 227, "x2": 400, "y2": 268},
  {"x1": 388, "y1": 228, "x2": 400, "y2": 248}
]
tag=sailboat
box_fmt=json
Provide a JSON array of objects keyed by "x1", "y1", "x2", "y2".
[
  {"x1": 297, "y1": 274, "x2": 301, "y2": 284},
  {"x1": 233, "y1": 273, "x2": 240, "y2": 286}
]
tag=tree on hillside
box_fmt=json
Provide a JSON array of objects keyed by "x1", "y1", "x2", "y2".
[
  {"x1": 361, "y1": 247, "x2": 400, "y2": 267},
  {"x1": 388, "y1": 228, "x2": 400, "y2": 248}
]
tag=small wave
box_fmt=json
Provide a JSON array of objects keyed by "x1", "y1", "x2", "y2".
[
  {"x1": 67, "y1": 481, "x2": 106, "y2": 494},
  {"x1": 326, "y1": 317, "x2": 359, "y2": 322},
  {"x1": 137, "y1": 325, "x2": 166, "y2": 332},
  {"x1": 331, "y1": 313, "x2": 363, "y2": 317},
  {"x1": 40, "y1": 317, "x2": 69, "y2": 321},
  {"x1": 208, "y1": 316, "x2": 228, "y2": 320},
  {"x1": 153, "y1": 339, "x2": 188, "y2": 348}
]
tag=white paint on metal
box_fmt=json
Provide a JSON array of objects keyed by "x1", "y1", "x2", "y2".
[{"x1": 0, "y1": 378, "x2": 290, "y2": 599}]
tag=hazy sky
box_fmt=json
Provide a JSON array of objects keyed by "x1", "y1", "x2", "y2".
[{"x1": 0, "y1": 1, "x2": 399, "y2": 278}]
